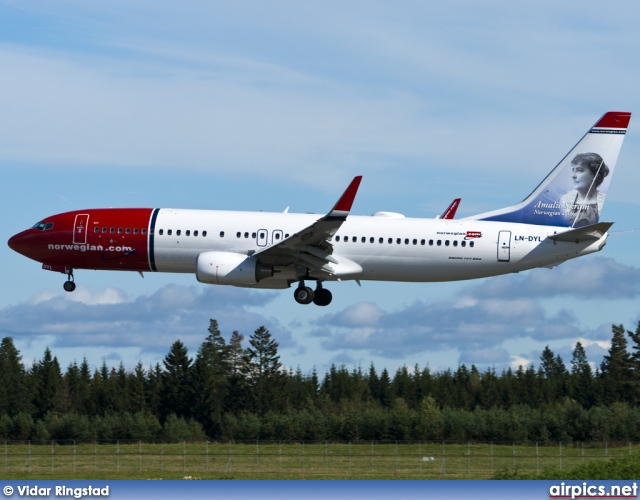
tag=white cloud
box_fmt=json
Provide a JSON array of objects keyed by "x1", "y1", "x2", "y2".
[
  {"x1": 313, "y1": 257, "x2": 634, "y2": 366},
  {"x1": 0, "y1": 284, "x2": 292, "y2": 362}
]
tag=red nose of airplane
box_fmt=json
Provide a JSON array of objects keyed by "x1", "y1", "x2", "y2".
[{"x1": 8, "y1": 231, "x2": 32, "y2": 257}]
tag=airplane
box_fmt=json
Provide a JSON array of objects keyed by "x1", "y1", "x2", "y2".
[{"x1": 7, "y1": 111, "x2": 631, "y2": 306}]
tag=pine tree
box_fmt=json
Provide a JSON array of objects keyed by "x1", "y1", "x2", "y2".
[
  {"x1": 538, "y1": 346, "x2": 567, "y2": 404},
  {"x1": 569, "y1": 341, "x2": 594, "y2": 407},
  {"x1": 391, "y1": 366, "x2": 414, "y2": 407},
  {"x1": 191, "y1": 319, "x2": 230, "y2": 435},
  {"x1": 128, "y1": 361, "x2": 147, "y2": 414},
  {"x1": 627, "y1": 321, "x2": 640, "y2": 401},
  {"x1": 115, "y1": 361, "x2": 129, "y2": 413},
  {"x1": 161, "y1": 340, "x2": 193, "y2": 419},
  {"x1": 600, "y1": 324, "x2": 634, "y2": 404},
  {"x1": 367, "y1": 363, "x2": 380, "y2": 402},
  {"x1": 0, "y1": 337, "x2": 31, "y2": 416},
  {"x1": 65, "y1": 362, "x2": 81, "y2": 413},
  {"x1": 378, "y1": 368, "x2": 392, "y2": 408},
  {"x1": 245, "y1": 326, "x2": 284, "y2": 415},
  {"x1": 31, "y1": 348, "x2": 63, "y2": 417},
  {"x1": 78, "y1": 358, "x2": 94, "y2": 415},
  {"x1": 225, "y1": 330, "x2": 248, "y2": 414},
  {"x1": 145, "y1": 363, "x2": 163, "y2": 416}
]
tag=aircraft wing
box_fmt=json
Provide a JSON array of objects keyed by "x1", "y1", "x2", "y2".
[{"x1": 253, "y1": 176, "x2": 362, "y2": 274}]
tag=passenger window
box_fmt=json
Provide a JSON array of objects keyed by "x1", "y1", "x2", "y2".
[
  {"x1": 220, "y1": 231, "x2": 224, "y2": 237},
  {"x1": 252, "y1": 232, "x2": 257, "y2": 238},
  {"x1": 429, "y1": 240, "x2": 433, "y2": 246},
  {"x1": 118, "y1": 228, "x2": 123, "y2": 234},
  {"x1": 176, "y1": 230, "x2": 181, "y2": 236},
  {"x1": 194, "y1": 230, "x2": 198, "y2": 237},
  {"x1": 379, "y1": 238, "x2": 383, "y2": 244},
  {"x1": 186, "y1": 230, "x2": 190, "y2": 236},
  {"x1": 126, "y1": 228, "x2": 131, "y2": 234},
  {"x1": 142, "y1": 229, "x2": 147, "y2": 235},
  {"x1": 421, "y1": 239, "x2": 425, "y2": 245},
  {"x1": 397, "y1": 238, "x2": 401, "y2": 244},
  {"x1": 159, "y1": 229, "x2": 164, "y2": 236},
  {"x1": 203, "y1": 231, "x2": 207, "y2": 237},
  {"x1": 94, "y1": 227, "x2": 99, "y2": 233},
  {"x1": 470, "y1": 241, "x2": 474, "y2": 248},
  {"x1": 404, "y1": 238, "x2": 409, "y2": 245},
  {"x1": 437, "y1": 240, "x2": 441, "y2": 246},
  {"x1": 445, "y1": 240, "x2": 449, "y2": 246},
  {"x1": 370, "y1": 237, "x2": 374, "y2": 243},
  {"x1": 244, "y1": 232, "x2": 249, "y2": 238},
  {"x1": 274, "y1": 233, "x2": 280, "y2": 240},
  {"x1": 102, "y1": 227, "x2": 107, "y2": 233},
  {"x1": 361, "y1": 237, "x2": 366, "y2": 243},
  {"x1": 236, "y1": 232, "x2": 241, "y2": 238},
  {"x1": 453, "y1": 240, "x2": 458, "y2": 247},
  {"x1": 461, "y1": 241, "x2": 466, "y2": 247},
  {"x1": 413, "y1": 239, "x2": 417, "y2": 245},
  {"x1": 352, "y1": 236, "x2": 357, "y2": 242},
  {"x1": 388, "y1": 238, "x2": 392, "y2": 244},
  {"x1": 110, "y1": 228, "x2": 115, "y2": 234},
  {"x1": 134, "y1": 228, "x2": 139, "y2": 235},
  {"x1": 336, "y1": 236, "x2": 341, "y2": 242},
  {"x1": 285, "y1": 234, "x2": 289, "y2": 238},
  {"x1": 168, "y1": 229, "x2": 172, "y2": 236}
]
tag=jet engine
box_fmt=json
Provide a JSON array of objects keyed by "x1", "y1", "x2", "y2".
[{"x1": 196, "y1": 251, "x2": 273, "y2": 286}]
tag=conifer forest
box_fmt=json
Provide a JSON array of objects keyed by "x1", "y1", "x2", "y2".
[{"x1": 1, "y1": 320, "x2": 640, "y2": 444}]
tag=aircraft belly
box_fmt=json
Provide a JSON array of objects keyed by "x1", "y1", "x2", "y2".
[
  {"x1": 153, "y1": 245, "x2": 199, "y2": 273},
  {"x1": 357, "y1": 254, "x2": 482, "y2": 282}
]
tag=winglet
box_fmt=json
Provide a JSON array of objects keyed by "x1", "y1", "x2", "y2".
[
  {"x1": 329, "y1": 176, "x2": 362, "y2": 218},
  {"x1": 440, "y1": 198, "x2": 461, "y2": 219}
]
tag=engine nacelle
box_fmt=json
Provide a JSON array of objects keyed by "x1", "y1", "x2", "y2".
[{"x1": 196, "y1": 251, "x2": 273, "y2": 286}]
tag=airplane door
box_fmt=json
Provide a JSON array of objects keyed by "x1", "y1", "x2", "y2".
[
  {"x1": 272, "y1": 229, "x2": 283, "y2": 245},
  {"x1": 497, "y1": 231, "x2": 511, "y2": 262},
  {"x1": 257, "y1": 229, "x2": 268, "y2": 247},
  {"x1": 73, "y1": 214, "x2": 90, "y2": 244}
]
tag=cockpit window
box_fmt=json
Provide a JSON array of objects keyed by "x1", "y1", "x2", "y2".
[{"x1": 32, "y1": 221, "x2": 54, "y2": 231}]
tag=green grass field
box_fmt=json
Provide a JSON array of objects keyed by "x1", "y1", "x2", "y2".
[{"x1": 0, "y1": 441, "x2": 636, "y2": 479}]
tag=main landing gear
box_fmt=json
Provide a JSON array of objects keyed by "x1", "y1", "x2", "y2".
[
  {"x1": 294, "y1": 281, "x2": 332, "y2": 306},
  {"x1": 63, "y1": 270, "x2": 76, "y2": 292}
]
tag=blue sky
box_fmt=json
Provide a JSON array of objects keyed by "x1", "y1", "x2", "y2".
[{"x1": 2, "y1": 1, "x2": 640, "y2": 376}]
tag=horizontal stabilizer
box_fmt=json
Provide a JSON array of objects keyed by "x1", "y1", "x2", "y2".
[{"x1": 549, "y1": 222, "x2": 613, "y2": 243}]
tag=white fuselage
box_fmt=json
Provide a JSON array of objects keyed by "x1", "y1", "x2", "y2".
[{"x1": 152, "y1": 209, "x2": 606, "y2": 288}]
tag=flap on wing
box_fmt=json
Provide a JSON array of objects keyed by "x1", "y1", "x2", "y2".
[{"x1": 548, "y1": 222, "x2": 613, "y2": 243}]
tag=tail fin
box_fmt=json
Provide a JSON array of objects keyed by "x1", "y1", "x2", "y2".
[
  {"x1": 468, "y1": 111, "x2": 631, "y2": 228},
  {"x1": 439, "y1": 198, "x2": 461, "y2": 219}
]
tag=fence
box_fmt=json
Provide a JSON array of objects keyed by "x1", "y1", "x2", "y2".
[{"x1": 1, "y1": 440, "x2": 637, "y2": 478}]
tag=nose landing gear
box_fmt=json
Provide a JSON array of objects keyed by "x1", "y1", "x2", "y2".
[
  {"x1": 63, "y1": 270, "x2": 76, "y2": 292},
  {"x1": 293, "y1": 281, "x2": 332, "y2": 306}
]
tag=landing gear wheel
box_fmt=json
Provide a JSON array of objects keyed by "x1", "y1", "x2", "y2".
[
  {"x1": 294, "y1": 286, "x2": 314, "y2": 305},
  {"x1": 313, "y1": 288, "x2": 332, "y2": 306},
  {"x1": 63, "y1": 270, "x2": 76, "y2": 292}
]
